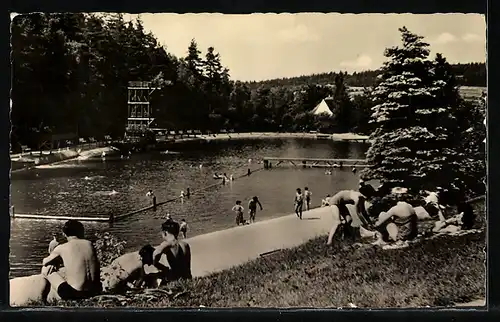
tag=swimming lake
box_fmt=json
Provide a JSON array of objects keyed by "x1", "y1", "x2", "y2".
[{"x1": 9, "y1": 137, "x2": 369, "y2": 277}]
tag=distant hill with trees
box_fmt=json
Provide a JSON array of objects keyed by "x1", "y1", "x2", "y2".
[{"x1": 244, "y1": 63, "x2": 486, "y2": 90}]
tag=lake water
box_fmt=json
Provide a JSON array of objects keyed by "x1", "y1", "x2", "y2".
[{"x1": 9, "y1": 138, "x2": 369, "y2": 277}]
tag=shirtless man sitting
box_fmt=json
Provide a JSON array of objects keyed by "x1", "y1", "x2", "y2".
[
  {"x1": 372, "y1": 201, "x2": 419, "y2": 244},
  {"x1": 326, "y1": 190, "x2": 373, "y2": 246},
  {"x1": 153, "y1": 221, "x2": 192, "y2": 283},
  {"x1": 41, "y1": 220, "x2": 101, "y2": 301}
]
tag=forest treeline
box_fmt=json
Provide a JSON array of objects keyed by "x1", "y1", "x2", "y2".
[
  {"x1": 10, "y1": 13, "x2": 486, "y2": 153},
  {"x1": 244, "y1": 62, "x2": 486, "y2": 89}
]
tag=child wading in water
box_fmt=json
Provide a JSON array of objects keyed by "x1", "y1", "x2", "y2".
[
  {"x1": 295, "y1": 188, "x2": 304, "y2": 220},
  {"x1": 232, "y1": 200, "x2": 245, "y2": 226},
  {"x1": 304, "y1": 187, "x2": 312, "y2": 211}
]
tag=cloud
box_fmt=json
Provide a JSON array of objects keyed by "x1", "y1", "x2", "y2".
[
  {"x1": 462, "y1": 33, "x2": 482, "y2": 43},
  {"x1": 340, "y1": 54, "x2": 373, "y2": 70},
  {"x1": 433, "y1": 32, "x2": 458, "y2": 44},
  {"x1": 277, "y1": 24, "x2": 320, "y2": 43}
]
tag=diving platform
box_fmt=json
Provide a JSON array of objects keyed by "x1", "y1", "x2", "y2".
[{"x1": 262, "y1": 157, "x2": 369, "y2": 169}]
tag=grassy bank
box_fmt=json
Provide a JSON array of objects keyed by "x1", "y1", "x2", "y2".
[{"x1": 55, "y1": 201, "x2": 485, "y2": 309}]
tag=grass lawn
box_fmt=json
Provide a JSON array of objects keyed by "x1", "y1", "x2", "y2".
[{"x1": 54, "y1": 201, "x2": 487, "y2": 308}]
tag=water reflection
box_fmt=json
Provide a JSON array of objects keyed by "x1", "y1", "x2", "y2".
[{"x1": 10, "y1": 138, "x2": 369, "y2": 277}]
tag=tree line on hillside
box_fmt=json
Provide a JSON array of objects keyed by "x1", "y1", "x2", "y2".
[
  {"x1": 245, "y1": 62, "x2": 486, "y2": 89},
  {"x1": 10, "y1": 13, "x2": 373, "y2": 150}
]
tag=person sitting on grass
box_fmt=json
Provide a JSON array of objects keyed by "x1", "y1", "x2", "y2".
[
  {"x1": 101, "y1": 244, "x2": 162, "y2": 293},
  {"x1": 153, "y1": 221, "x2": 192, "y2": 283},
  {"x1": 422, "y1": 189, "x2": 447, "y2": 222},
  {"x1": 372, "y1": 201, "x2": 419, "y2": 245},
  {"x1": 41, "y1": 219, "x2": 102, "y2": 301},
  {"x1": 432, "y1": 196, "x2": 476, "y2": 234},
  {"x1": 326, "y1": 190, "x2": 373, "y2": 246}
]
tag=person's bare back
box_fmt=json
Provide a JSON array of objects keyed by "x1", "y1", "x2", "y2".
[
  {"x1": 42, "y1": 220, "x2": 101, "y2": 300},
  {"x1": 47, "y1": 239, "x2": 100, "y2": 291}
]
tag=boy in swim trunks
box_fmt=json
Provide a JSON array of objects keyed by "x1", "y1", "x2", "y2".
[
  {"x1": 304, "y1": 187, "x2": 312, "y2": 211},
  {"x1": 41, "y1": 220, "x2": 101, "y2": 300},
  {"x1": 248, "y1": 196, "x2": 263, "y2": 223},
  {"x1": 179, "y1": 219, "x2": 188, "y2": 238},
  {"x1": 232, "y1": 200, "x2": 245, "y2": 225},
  {"x1": 295, "y1": 188, "x2": 304, "y2": 220}
]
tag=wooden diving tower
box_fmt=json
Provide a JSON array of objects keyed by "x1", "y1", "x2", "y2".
[
  {"x1": 125, "y1": 80, "x2": 171, "y2": 139},
  {"x1": 262, "y1": 157, "x2": 369, "y2": 169}
]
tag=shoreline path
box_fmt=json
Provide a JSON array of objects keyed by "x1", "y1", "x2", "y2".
[{"x1": 186, "y1": 206, "x2": 333, "y2": 277}]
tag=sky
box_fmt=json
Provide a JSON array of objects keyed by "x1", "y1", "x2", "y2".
[{"x1": 122, "y1": 13, "x2": 486, "y2": 81}]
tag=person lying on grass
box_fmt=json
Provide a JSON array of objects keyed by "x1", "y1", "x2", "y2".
[
  {"x1": 152, "y1": 220, "x2": 192, "y2": 283},
  {"x1": 101, "y1": 244, "x2": 163, "y2": 293},
  {"x1": 326, "y1": 190, "x2": 375, "y2": 246},
  {"x1": 41, "y1": 220, "x2": 102, "y2": 301}
]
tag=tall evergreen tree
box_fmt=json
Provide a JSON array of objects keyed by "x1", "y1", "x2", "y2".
[{"x1": 362, "y1": 27, "x2": 461, "y2": 193}]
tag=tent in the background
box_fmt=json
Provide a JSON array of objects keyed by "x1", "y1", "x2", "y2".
[{"x1": 311, "y1": 98, "x2": 334, "y2": 116}]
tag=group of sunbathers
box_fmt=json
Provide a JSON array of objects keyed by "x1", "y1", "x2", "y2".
[
  {"x1": 321, "y1": 180, "x2": 476, "y2": 247},
  {"x1": 38, "y1": 216, "x2": 192, "y2": 302}
]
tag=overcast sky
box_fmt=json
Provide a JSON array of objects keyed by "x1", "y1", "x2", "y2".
[{"x1": 123, "y1": 13, "x2": 486, "y2": 81}]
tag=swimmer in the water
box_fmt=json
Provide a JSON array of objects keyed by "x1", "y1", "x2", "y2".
[
  {"x1": 146, "y1": 190, "x2": 154, "y2": 198},
  {"x1": 325, "y1": 169, "x2": 332, "y2": 175},
  {"x1": 352, "y1": 167, "x2": 357, "y2": 173}
]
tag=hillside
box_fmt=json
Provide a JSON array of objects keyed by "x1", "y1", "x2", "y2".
[{"x1": 244, "y1": 63, "x2": 486, "y2": 90}]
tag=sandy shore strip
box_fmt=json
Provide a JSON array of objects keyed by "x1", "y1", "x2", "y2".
[{"x1": 197, "y1": 132, "x2": 370, "y2": 142}]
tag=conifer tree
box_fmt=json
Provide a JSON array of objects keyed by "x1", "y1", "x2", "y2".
[{"x1": 362, "y1": 27, "x2": 461, "y2": 193}]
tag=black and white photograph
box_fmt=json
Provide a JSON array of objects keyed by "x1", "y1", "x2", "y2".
[{"x1": 8, "y1": 12, "x2": 486, "y2": 308}]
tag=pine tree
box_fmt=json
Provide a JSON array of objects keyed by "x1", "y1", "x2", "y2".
[
  {"x1": 332, "y1": 73, "x2": 352, "y2": 132},
  {"x1": 362, "y1": 27, "x2": 461, "y2": 193}
]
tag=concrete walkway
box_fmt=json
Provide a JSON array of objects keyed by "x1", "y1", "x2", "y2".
[{"x1": 186, "y1": 206, "x2": 334, "y2": 277}]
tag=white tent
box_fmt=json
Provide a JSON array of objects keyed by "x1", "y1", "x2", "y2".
[{"x1": 311, "y1": 99, "x2": 333, "y2": 116}]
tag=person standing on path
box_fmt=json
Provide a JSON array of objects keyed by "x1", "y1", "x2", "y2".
[
  {"x1": 179, "y1": 219, "x2": 188, "y2": 238},
  {"x1": 304, "y1": 187, "x2": 312, "y2": 211},
  {"x1": 295, "y1": 188, "x2": 304, "y2": 220},
  {"x1": 248, "y1": 196, "x2": 263, "y2": 223},
  {"x1": 232, "y1": 200, "x2": 245, "y2": 226}
]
